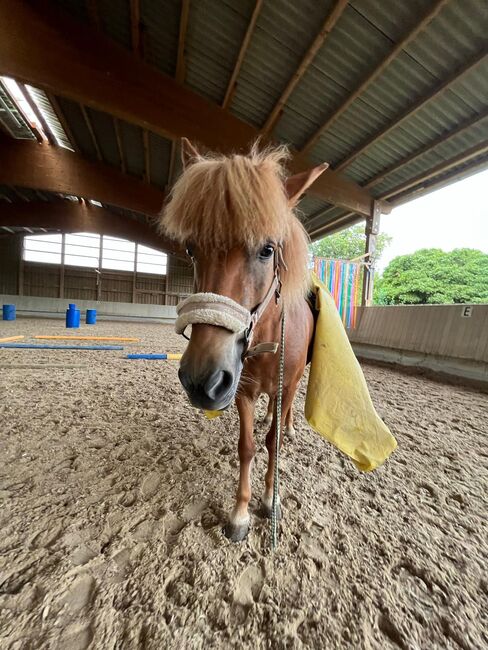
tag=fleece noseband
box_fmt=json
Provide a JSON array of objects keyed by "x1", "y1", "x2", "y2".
[{"x1": 175, "y1": 245, "x2": 285, "y2": 357}]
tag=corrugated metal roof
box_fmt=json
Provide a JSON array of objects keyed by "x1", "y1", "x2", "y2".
[
  {"x1": 185, "y1": 0, "x2": 255, "y2": 104},
  {"x1": 2, "y1": 0, "x2": 488, "y2": 242},
  {"x1": 141, "y1": 0, "x2": 181, "y2": 76}
]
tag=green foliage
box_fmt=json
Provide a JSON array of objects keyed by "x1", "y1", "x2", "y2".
[
  {"x1": 310, "y1": 224, "x2": 392, "y2": 264},
  {"x1": 377, "y1": 248, "x2": 488, "y2": 305}
]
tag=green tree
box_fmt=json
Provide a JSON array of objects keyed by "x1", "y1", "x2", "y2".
[
  {"x1": 310, "y1": 224, "x2": 392, "y2": 264},
  {"x1": 378, "y1": 248, "x2": 488, "y2": 305}
]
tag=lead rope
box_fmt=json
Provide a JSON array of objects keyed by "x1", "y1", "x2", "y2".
[{"x1": 271, "y1": 308, "x2": 286, "y2": 552}]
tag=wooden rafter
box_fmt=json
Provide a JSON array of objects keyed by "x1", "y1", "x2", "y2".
[
  {"x1": 309, "y1": 211, "x2": 358, "y2": 240},
  {"x1": 262, "y1": 0, "x2": 348, "y2": 135},
  {"x1": 85, "y1": 0, "x2": 100, "y2": 30},
  {"x1": 391, "y1": 157, "x2": 488, "y2": 206},
  {"x1": 0, "y1": 136, "x2": 165, "y2": 216},
  {"x1": 143, "y1": 129, "x2": 150, "y2": 184},
  {"x1": 335, "y1": 46, "x2": 488, "y2": 173},
  {"x1": 176, "y1": 0, "x2": 190, "y2": 84},
  {"x1": 46, "y1": 92, "x2": 79, "y2": 151},
  {"x1": 379, "y1": 138, "x2": 488, "y2": 201},
  {"x1": 113, "y1": 117, "x2": 126, "y2": 174},
  {"x1": 168, "y1": 0, "x2": 191, "y2": 188},
  {"x1": 0, "y1": 200, "x2": 181, "y2": 255},
  {"x1": 363, "y1": 108, "x2": 488, "y2": 189},
  {"x1": 301, "y1": 0, "x2": 450, "y2": 155},
  {"x1": 17, "y1": 82, "x2": 56, "y2": 145},
  {"x1": 130, "y1": 0, "x2": 142, "y2": 57},
  {"x1": 0, "y1": 0, "x2": 384, "y2": 217},
  {"x1": 222, "y1": 0, "x2": 263, "y2": 109},
  {"x1": 80, "y1": 104, "x2": 102, "y2": 161}
]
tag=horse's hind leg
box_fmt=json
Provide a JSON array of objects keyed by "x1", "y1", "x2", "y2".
[
  {"x1": 261, "y1": 388, "x2": 295, "y2": 519},
  {"x1": 262, "y1": 394, "x2": 274, "y2": 426},
  {"x1": 224, "y1": 396, "x2": 256, "y2": 542}
]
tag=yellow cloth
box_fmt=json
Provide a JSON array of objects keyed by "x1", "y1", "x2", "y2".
[
  {"x1": 305, "y1": 274, "x2": 396, "y2": 471},
  {"x1": 204, "y1": 409, "x2": 223, "y2": 419}
]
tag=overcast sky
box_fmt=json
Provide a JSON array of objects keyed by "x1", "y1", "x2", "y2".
[{"x1": 377, "y1": 168, "x2": 488, "y2": 271}]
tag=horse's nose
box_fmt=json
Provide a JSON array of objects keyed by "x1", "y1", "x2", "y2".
[
  {"x1": 203, "y1": 370, "x2": 233, "y2": 401},
  {"x1": 178, "y1": 367, "x2": 234, "y2": 408}
]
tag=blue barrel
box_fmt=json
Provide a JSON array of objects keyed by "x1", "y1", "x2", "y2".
[
  {"x1": 66, "y1": 305, "x2": 80, "y2": 328},
  {"x1": 2, "y1": 304, "x2": 16, "y2": 321},
  {"x1": 86, "y1": 309, "x2": 97, "y2": 325}
]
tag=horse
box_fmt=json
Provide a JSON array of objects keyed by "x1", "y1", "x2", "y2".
[{"x1": 160, "y1": 139, "x2": 328, "y2": 542}]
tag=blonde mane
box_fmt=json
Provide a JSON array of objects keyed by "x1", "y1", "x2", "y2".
[{"x1": 160, "y1": 143, "x2": 311, "y2": 304}]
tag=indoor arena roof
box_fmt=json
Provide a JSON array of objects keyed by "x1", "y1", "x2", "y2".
[{"x1": 0, "y1": 0, "x2": 487, "y2": 250}]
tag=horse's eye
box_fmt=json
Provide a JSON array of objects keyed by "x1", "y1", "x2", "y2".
[
  {"x1": 186, "y1": 246, "x2": 194, "y2": 258},
  {"x1": 258, "y1": 244, "x2": 275, "y2": 260}
]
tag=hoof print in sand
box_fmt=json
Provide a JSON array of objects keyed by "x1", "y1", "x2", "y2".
[
  {"x1": 140, "y1": 471, "x2": 161, "y2": 500},
  {"x1": 232, "y1": 564, "x2": 265, "y2": 621}
]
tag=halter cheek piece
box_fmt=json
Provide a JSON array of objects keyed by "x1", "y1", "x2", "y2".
[{"x1": 175, "y1": 245, "x2": 286, "y2": 358}]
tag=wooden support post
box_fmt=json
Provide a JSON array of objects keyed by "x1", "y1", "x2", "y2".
[
  {"x1": 18, "y1": 235, "x2": 24, "y2": 296},
  {"x1": 361, "y1": 201, "x2": 381, "y2": 307},
  {"x1": 133, "y1": 243, "x2": 138, "y2": 303},
  {"x1": 97, "y1": 234, "x2": 103, "y2": 301},
  {"x1": 59, "y1": 233, "x2": 65, "y2": 298}
]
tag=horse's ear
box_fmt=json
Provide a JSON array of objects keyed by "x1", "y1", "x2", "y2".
[
  {"x1": 285, "y1": 163, "x2": 329, "y2": 206},
  {"x1": 181, "y1": 138, "x2": 200, "y2": 169}
]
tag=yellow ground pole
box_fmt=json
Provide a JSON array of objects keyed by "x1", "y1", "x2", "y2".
[
  {"x1": 0, "y1": 335, "x2": 25, "y2": 343},
  {"x1": 34, "y1": 335, "x2": 140, "y2": 342}
]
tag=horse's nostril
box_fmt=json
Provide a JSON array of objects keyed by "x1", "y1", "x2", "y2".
[
  {"x1": 204, "y1": 369, "x2": 234, "y2": 400},
  {"x1": 178, "y1": 368, "x2": 193, "y2": 392}
]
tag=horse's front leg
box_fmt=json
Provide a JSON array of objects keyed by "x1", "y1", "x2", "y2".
[
  {"x1": 262, "y1": 394, "x2": 274, "y2": 427},
  {"x1": 224, "y1": 395, "x2": 256, "y2": 542},
  {"x1": 261, "y1": 386, "x2": 296, "y2": 519}
]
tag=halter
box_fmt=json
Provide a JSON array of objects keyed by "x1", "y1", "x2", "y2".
[{"x1": 175, "y1": 244, "x2": 286, "y2": 358}]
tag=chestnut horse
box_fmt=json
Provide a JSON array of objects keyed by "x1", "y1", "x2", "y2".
[{"x1": 160, "y1": 140, "x2": 327, "y2": 541}]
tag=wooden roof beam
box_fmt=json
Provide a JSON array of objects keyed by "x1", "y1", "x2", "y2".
[
  {"x1": 80, "y1": 104, "x2": 102, "y2": 161},
  {"x1": 309, "y1": 212, "x2": 363, "y2": 240},
  {"x1": 176, "y1": 0, "x2": 190, "y2": 84},
  {"x1": 391, "y1": 158, "x2": 488, "y2": 207},
  {"x1": 130, "y1": 0, "x2": 142, "y2": 57},
  {"x1": 222, "y1": 0, "x2": 263, "y2": 109},
  {"x1": 143, "y1": 129, "x2": 150, "y2": 184},
  {"x1": 46, "y1": 92, "x2": 79, "y2": 152},
  {"x1": 262, "y1": 0, "x2": 348, "y2": 135},
  {"x1": 363, "y1": 108, "x2": 488, "y2": 189},
  {"x1": 168, "y1": 0, "x2": 191, "y2": 188},
  {"x1": 335, "y1": 46, "x2": 488, "y2": 173},
  {"x1": 18, "y1": 82, "x2": 57, "y2": 146},
  {"x1": 0, "y1": 200, "x2": 181, "y2": 255},
  {"x1": 113, "y1": 117, "x2": 126, "y2": 173},
  {"x1": 0, "y1": 136, "x2": 164, "y2": 216},
  {"x1": 301, "y1": 0, "x2": 450, "y2": 155},
  {"x1": 379, "y1": 138, "x2": 488, "y2": 201},
  {"x1": 0, "y1": 0, "x2": 384, "y2": 217}
]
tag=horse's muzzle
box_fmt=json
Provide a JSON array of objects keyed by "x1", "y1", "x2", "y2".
[{"x1": 178, "y1": 365, "x2": 236, "y2": 410}]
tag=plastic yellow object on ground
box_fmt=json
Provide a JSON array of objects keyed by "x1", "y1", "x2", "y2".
[{"x1": 305, "y1": 274, "x2": 397, "y2": 471}]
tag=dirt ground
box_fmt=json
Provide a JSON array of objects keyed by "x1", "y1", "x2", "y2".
[{"x1": 0, "y1": 318, "x2": 486, "y2": 649}]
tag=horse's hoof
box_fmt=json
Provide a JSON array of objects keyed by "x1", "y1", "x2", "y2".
[
  {"x1": 260, "y1": 500, "x2": 282, "y2": 520},
  {"x1": 223, "y1": 520, "x2": 249, "y2": 542},
  {"x1": 286, "y1": 425, "x2": 295, "y2": 440}
]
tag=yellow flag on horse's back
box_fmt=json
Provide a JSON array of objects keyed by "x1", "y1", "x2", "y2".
[{"x1": 305, "y1": 274, "x2": 397, "y2": 471}]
